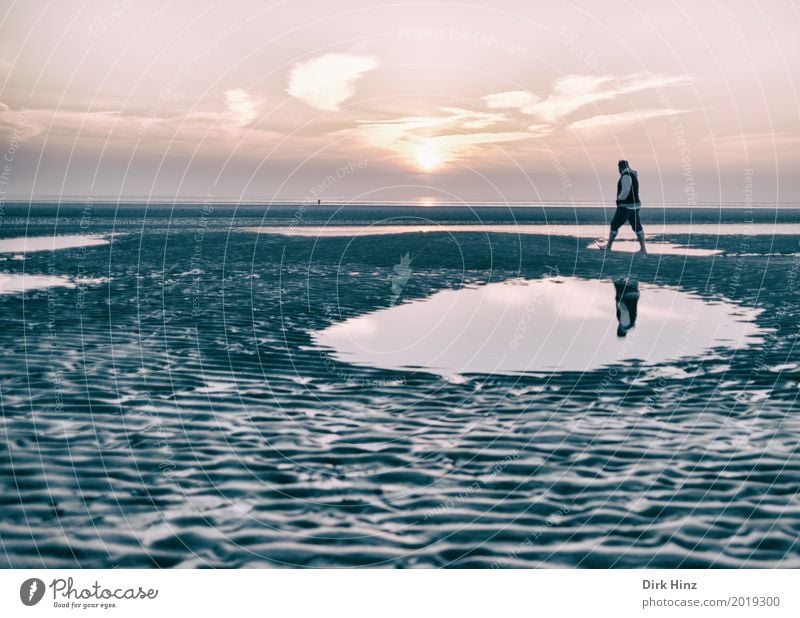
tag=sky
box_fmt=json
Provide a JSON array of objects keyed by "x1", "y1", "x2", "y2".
[{"x1": 0, "y1": 0, "x2": 798, "y2": 204}]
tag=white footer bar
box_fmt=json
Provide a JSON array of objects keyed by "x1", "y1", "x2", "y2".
[{"x1": 1, "y1": 569, "x2": 796, "y2": 617}]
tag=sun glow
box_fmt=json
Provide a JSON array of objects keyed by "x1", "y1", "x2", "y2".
[{"x1": 415, "y1": 144, "x2": 443, "y2": 172}]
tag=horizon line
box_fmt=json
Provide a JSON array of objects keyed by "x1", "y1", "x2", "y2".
[{"x1": 2, "y1": 197, "x2": 798, "y2": 208}]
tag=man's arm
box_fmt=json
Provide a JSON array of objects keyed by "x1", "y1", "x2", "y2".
[{"x1": 617, "y1": 175, "x2": 632, "y2": 201}]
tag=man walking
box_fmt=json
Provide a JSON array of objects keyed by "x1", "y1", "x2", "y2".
[{"x1": 606, "y1": 159, "x2": 647, "y2": 254}]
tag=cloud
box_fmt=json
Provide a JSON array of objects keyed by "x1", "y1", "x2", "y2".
[
  {"x1": 483, "y1": 73, "x2": 693, "y2": 123},
  {"x1": 287, "y1": 53, "x2": 379, "y2": 111},
  {"x1": 483, "y1": 91, "x2": 539, "y2": 110},
  {"x1": 341, "y1": 107, "x2": 536, "y2": 169},
  {"x1": 553, "y1": 75, "x2": 615, "y2": 95},
  {"x1": 568, "y1": 108, "x2": 684, "y2": 134},
  {"x1": 707, "y1": 131, "x2": 800, "y2": 163},
  {"x1": 224, "y1": 89, "x2": 259, "y2": 127},
  {"x1": 0, "y1": 92, "x2": 279, "y2": 154},
  {"x1": 0, "y1": 104, "x2": 45, "y2": 140}
]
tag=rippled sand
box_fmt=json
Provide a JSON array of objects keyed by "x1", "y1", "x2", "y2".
[{"x1": 1, "y1": 205, "x2": 799, "y2": 568}]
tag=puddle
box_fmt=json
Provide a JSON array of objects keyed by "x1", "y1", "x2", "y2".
[
  {"x1": 586, "y1": 240, "x2": 722, "y2": 256},
  {"x1": 0, "y1": 274, "x2": 106, "y2": 295},
  {"x1": 246, "y1": 223, "x2": 800, "y2": 239},
  {"x1": 312, "y1": 277, "x2": 766, "y2": 376},
  {"x1": 0, "y1": 234, "x2": 111, "y2": 253}
]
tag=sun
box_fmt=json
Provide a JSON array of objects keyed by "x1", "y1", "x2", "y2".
[{"x1": 415, "y1": 144, "x2": 443, "y2": 172}]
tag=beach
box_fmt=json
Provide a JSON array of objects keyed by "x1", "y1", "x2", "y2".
[{"x1": 1, "y1": 203, "x2": 799, "y2": 567}]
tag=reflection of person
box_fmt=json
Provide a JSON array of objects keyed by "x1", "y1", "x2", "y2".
[
  {"x1": 614, "y1": 279, "x2": 640, "y2": 337},
  {"x1": 606, "y1": 160, "x2": 647, "y2": 254}
]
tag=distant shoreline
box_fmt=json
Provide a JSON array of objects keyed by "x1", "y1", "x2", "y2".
[
  {"x1": 4, "y1": 200, "x2": 799, "y2": 209},
  {"x1": 3, "y1": 202, "x2": 800, "y2": 228}
]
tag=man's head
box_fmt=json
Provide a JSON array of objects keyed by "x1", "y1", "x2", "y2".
[{"x1": 618, "y1": 159, "x2": 629, "y2": 173}]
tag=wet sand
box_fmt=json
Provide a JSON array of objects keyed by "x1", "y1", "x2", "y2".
[{"x1": 1, "y1": 203, "x2": 799, "y2": 567}]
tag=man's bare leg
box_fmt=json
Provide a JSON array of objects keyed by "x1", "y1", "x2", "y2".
[
  {"x1": 636, "y1": 230, "x2": 647, "y2": 254},
  {"x1": 606, "y1": 229, "x2": 618, "y2": 251}
]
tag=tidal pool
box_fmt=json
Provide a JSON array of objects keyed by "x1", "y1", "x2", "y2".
[
  {"x1": 313, "y1": 277, "x2": 766, "y2": 375},
  {"x1": 585, "y1": 240, "x2": 722, "y2": 256},
  {"x1": 0, "y1": 234, "x2": 111, "y2": 253},
  {"x1": 247, "y1": 223, "x2": 800, "y2": 239},
  {"x1": 0, "y1": 274, "x2": 107, "y2": 295}
]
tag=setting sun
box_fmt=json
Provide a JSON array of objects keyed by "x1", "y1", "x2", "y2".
[{"x1": 415, "y1": 144, "x2": 443, "y2": 172}]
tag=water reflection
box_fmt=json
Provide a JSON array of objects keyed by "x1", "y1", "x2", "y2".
[
  {"x1": 247, "y1": 223, "x2": 800, "y2": 240},
  {"x1": 614, "y1": 279, "x2": 639, "y2": 337},
  {"x1": 0, "y1": 234, "x2": 110, "y2": 254},
  {"x1": 587, "y1": 240, "x2": 722, "y2": 256},
  {"x1": 313, "y1": 277, "x2": 766, "y2": 376},
  {"x1": 0, "y1": 274, "x2": 105, "y2": 295}
]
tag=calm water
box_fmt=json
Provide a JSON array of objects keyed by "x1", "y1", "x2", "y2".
[
  {"x1": 247, "y1": 223, "x2": 800, "y2": 238},
  {"x1": 0, "y1": 204, "x2": 798, "y2": 567},
  {"x1": 313, "y1": 277, "x2": 766, "y2": 375}
]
